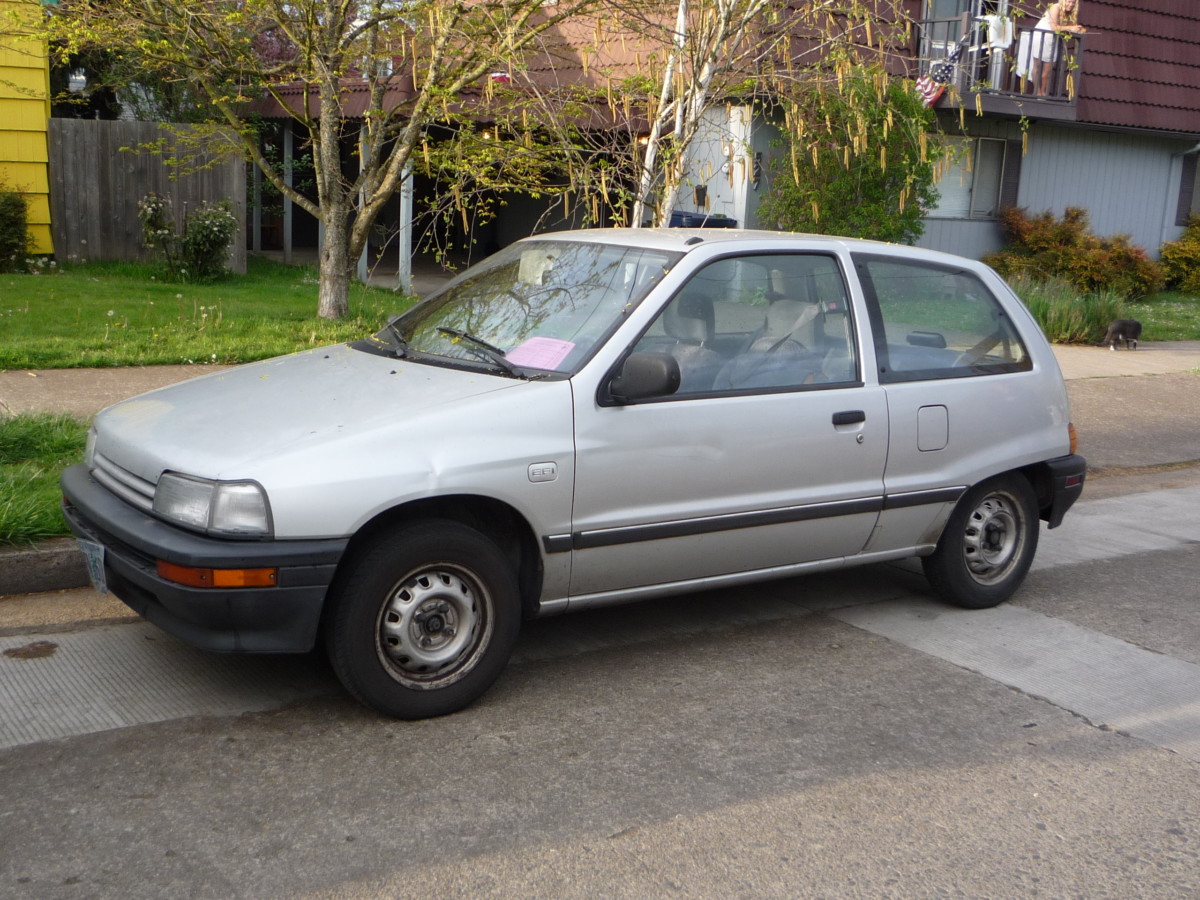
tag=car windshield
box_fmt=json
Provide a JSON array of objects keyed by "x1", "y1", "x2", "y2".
[{"x1": 381, "y1": 240, "x2": 681, "y2": 377}]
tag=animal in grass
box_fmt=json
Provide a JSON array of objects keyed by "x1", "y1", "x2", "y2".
[{"x1": 1103, "y1": 319, "x2": 1142, "y2": 351}]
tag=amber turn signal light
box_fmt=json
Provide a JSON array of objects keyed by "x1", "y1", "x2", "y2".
[
  {"x1": 1068, "y1": 422, "x2": 1079, "y2": 455},
  {"x1": 156, "y1": 560, "x2": 278, "y2": 589}
]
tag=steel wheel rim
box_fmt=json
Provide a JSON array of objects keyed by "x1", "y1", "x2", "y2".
[
  {"x1": 961, "y1": 493, "x2": 1023, "y2": 585},
  {"x1": 375, "y1": 564, "x2": 493, "y2": 689}
]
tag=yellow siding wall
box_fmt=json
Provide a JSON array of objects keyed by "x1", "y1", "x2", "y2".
[{"x1": 0, "y1": 0, "x2": 53, "y2": 254}]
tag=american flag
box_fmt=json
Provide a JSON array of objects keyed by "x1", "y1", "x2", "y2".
[{"x1": 916, "y1": 40, "x2": 967, "y2": 107}]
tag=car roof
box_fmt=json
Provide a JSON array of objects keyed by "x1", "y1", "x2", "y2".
[{"x1": 521, "y1": 228, "x2": 983, "y2": 269}]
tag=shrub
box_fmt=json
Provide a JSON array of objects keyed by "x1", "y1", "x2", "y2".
[
  {"x1": 1007, "y1": 272, "x2": 1126, "y2": 345},
  {"x1": 984, "y1": 206, "x2": 1165, "y2": 300},
  {"x1": 181, "y1": 201, "x2": 239, "y2": 281},
  {"x1": 138, "y1": 192, "x2": 239, "y2": 281},
  {"x1": 0, "y1": 186, "x2": 33, "y2": 274},
  {"x1": 137, "y1": 191, "x2": 181, "y2": 273},
  {"x1": 1160, "y1": 215, "x2": 1200, "y2": 295}
]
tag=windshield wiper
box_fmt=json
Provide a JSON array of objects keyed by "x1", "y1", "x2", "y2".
[
  {"x1": 436, "y1": 327, "x2": 535, "y2": 379},
  {"x1": 377, "y1": 317, "x2": 409, "y2": 358}
]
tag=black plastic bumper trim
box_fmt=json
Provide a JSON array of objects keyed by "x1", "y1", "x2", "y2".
[
  {"x1": 61, "y1": 465, "x2": 349, "y2": 653},
  {"x1": 1043, "y1": 453, "x2": 1088, "y2": 529}
]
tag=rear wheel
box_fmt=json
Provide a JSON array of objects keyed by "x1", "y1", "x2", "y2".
[
  {"x1": 326, "y1": 521, "x2": 521, "y2": 718},
  {"x1": 922, "y1": 473, "x2": 1039, "y2": 610}
]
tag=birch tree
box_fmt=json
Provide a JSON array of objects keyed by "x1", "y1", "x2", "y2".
[{"x1": 610, "y1": 0, "x2": 919, "y2": 227}]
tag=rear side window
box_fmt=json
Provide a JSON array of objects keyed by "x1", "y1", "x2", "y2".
[{"x1": 854, "y1": 255, "x2": 1031, "y2": 383}]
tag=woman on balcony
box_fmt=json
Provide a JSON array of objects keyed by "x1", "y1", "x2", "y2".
[{"x1": 1017, "y1": 0, "x2": 1087, "y2": 97}]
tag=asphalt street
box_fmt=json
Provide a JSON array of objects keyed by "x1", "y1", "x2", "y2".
[{"x1": 0, "y1": 344, "x2": 1198, "y2": 898}]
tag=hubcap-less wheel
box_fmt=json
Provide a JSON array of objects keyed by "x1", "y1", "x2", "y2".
[
  {"x1": 922, "y1": 474, "x2": 1039, "y2": 610},
  {"x1": 961, "y1": 495, "x2": 1022, "y2": 584},
  {"x1": 327, "y1": 520, "x2": 521, "y2": 718},
  {"x1": 376, "y1": 565, "x2": 492, "y2": 689}
]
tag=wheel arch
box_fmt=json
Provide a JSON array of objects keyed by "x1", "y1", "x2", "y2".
[{"x1": 332, "y1": 495, "x2": 544, "y2": 619}]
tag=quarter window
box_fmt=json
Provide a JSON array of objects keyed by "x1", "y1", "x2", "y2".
[{"x1": 855, "y1": 255, "x2": 1031, "y2": 383}]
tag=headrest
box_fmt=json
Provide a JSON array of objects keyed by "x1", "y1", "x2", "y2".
[{"x1": 664, "y1": 290, "x2": 715, "y2": 343}]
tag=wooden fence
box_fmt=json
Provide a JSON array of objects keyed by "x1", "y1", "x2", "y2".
[{"x1": 48, "y1": 119, "x2": 246, "y2": 273}]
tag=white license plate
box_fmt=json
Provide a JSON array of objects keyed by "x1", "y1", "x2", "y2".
[{"x1": 77, "y1": 539, "x2": 108, "y2": 594}]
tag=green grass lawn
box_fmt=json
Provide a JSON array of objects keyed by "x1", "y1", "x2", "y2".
[
  {"x1": 1134, "y1": 291, "x2": 1200, "y2": 342},
  {"x1": 0, "y1": 413, "x2": 89, "y2": 545},
  {"x1": 0, "y1": 256, "x2": 407, "y2": 369},
  {"x1": 0, "y1": 256, "x2": 411, "y2": 545},
  {"x1": 1007, "y1": 276, "x2": 1200, "y2": 345}
]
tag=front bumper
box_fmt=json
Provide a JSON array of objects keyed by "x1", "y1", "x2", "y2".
[{"x1": 61, "y1": 464, "x2": 348, "y2": 653}]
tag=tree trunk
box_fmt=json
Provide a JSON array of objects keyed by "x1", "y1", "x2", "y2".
[{"x1": 317, "y1": 214, "x2": 354, "y2": 320}]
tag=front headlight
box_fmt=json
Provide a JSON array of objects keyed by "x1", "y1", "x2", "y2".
[{"x1": 153, "y1": 473, "x2": 272, "y2": 537}]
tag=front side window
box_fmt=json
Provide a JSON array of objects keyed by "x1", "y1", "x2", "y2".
[
  {"x1": 630, "y1": 253, "x2": 858, "y2": 395},
  {"x1": 855, "y1": 255, "x2": 1031, "y2": 383},
  {"x1": 384, "y1": 241, "x2": 681, "y2": 377}
]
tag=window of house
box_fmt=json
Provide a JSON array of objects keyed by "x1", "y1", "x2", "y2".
[
  {"x1": 928, "y1": 137, "x2": 1007, "y2": 219},
  {"x1": 1177, "y1": 154, "x2": 1198, "y2": 227},
  {"x1": 925, "y1": 0, "x2": 971, "y2": 18}
]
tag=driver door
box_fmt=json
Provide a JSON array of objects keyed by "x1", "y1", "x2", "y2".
[{"x1": 568, "y1": 252, "x2": 889, "y2": 599}]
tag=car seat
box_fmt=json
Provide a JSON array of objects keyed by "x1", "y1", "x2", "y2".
[
  {"x1": 662, "y1": 290, "x2": 723, "y2": 392},
  {"x1": 712, "y1": 299, "x2": 822, "y2": 390}
]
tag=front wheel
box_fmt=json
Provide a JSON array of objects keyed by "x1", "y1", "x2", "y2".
[
  {"x1": 326, "y1": 521, "x2": 521, "y2": 719},
  {"x1": 922, "y1": 474, "x2": 1039, "y2": 610}
]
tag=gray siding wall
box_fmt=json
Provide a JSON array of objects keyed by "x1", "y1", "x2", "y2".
[
  {"x1": 918, "y1": 219, "x2": 1005, "y2": 259},
  {"x1": 917, "y1": 116, "x2": 1195, "y2": 260},
  {"x1": 1017, "y1": 124, "x2": 1193, "y2": 253}
]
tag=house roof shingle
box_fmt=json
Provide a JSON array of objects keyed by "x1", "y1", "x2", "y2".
[{"x1": 1072, "y1": 0, "x2": 1200, "y2": 134}]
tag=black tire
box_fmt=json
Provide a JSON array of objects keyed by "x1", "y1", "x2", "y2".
[
  {"x1": 326, "y1": 520, "x2": 521, "y2": 719},
  {"x1": 922, "y1": 473, "x2": 1039, "y2": 610}
]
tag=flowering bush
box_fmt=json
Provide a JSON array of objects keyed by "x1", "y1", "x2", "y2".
[
  {"x1": 137, "y1": 192, "x2": 238, "y2": 282},
  {"x1": 181, "y1": 201, "x2": 239, "y2": 281},
  {"x1": 137, "y1": 192, "x2": 181, "y2": 273},
  {"x1": 984, "y1": 207, "x2": 1164, "y2": 300},
  {"x1": 1160, "y1": 215, "x2": 1200, "y2": 295}
]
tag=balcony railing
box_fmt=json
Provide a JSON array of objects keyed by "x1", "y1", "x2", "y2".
[{"x1": 919, "y1": 16, "x2": 1085, "y2": 113}]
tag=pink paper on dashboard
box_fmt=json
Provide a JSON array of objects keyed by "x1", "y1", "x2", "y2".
[{"x1": 506, "y1": 337, "x2": 575, "y2": 369}]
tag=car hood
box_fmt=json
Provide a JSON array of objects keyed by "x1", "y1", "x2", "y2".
[{"x1": 93, "y1": 343, "x2": 524, "y2": 483}]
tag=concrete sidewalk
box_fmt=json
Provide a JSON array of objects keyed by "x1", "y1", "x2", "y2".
[
  {"x1": 1051, "y1": 340, "x2": 1200, "y2": 380},
  {"x1": 2, "y1": 341, "x2": 1199, "y2": 607}
]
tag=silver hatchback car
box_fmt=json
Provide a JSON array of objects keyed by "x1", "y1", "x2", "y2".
[{"x1": 62, "y1": 229, "x2": 1086, "y2": 718}]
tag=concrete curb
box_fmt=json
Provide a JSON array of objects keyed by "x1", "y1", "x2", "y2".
[{"x1": 0, "y1": 539, "x2": 89, "y2": 596}]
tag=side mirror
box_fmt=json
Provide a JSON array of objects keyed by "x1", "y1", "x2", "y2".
[
  {"x1": 608, "y1": 352, "x2": 681, "y2": 403},
  {"x1": 907, "y1": 330, "x2": 947, "y2": 349}
]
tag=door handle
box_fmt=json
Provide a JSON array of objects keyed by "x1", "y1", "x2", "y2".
[{"x1": 832, "y1": 410, "x2": 866, "y2": 426}]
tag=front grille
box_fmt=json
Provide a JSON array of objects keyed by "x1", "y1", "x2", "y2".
[{"x1": 90, "y1": 451, "x2": 156, "y2": 514}]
